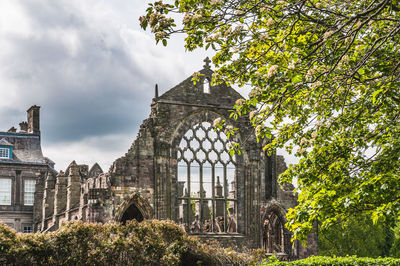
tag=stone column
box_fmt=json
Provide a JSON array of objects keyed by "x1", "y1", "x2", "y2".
[
  {"x1": 53, "y1": 172, "x2": 67, "y2": 229},
  {"x1": 41, "y1": 172, "x2": 55, "y2": 230},
  {"x1": 33, "y1": 171, "x2": 46, "y2": 231},
  {"x1": 215, "y1": 176, "x2": 224, "y2": 217},
  {"x1": 66, "y1": 162, "x2": 82, "y2": 220}
]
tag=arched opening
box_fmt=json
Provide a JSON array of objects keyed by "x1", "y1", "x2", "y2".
[
  {"x1": 120, "y1": 204, "x2": 144, "y2": 224},
  {"x1": 262, "y1": 210, "x2": 284, "y2": 253},
  {"x1": 203, "y1": 78, "x2": 211, "y2": 93},
  {"x1": 176, "y1": 121, "x2": 237, "y2": 234}
]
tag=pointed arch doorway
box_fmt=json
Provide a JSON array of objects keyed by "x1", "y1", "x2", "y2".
[
  {"x1": 120, "y1": 203, "x2": 144, "y2": 224},
  {"x1": 115, "y1": 193, "x2": 153, "y2": 224},
  {"x1": 262, "y1": 204, "x2": 291, "y2": 255},
  {"x1": 263, "y1": 211, "x2": 284, "y2": 253}
]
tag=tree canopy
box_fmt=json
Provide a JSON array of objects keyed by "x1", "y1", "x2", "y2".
[
  {"x1": 140, "y1": 0, "x2": 400, "y2": 241},
  {"x1": 318, "y1": 215, "x2": 394, "y2": 257}
]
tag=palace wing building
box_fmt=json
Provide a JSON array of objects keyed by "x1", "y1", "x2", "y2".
[{"x1": 0, "y1": 106, "x2": 55, "y2": 233}]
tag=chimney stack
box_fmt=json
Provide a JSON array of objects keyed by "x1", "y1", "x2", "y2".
[
  {"x1": 19, "y1": 122, "x2": 28, "y2": 132},
  {"x1": 7, "y1": 127, "x2": 17, "y2": 133},
  {"x1": 27, "y1": 105, "x2": 40, "y2": 133}
]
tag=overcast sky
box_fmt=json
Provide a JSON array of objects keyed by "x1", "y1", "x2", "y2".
[{"x1": 0, "y1": 0, "x2": 296, "y2": 172}]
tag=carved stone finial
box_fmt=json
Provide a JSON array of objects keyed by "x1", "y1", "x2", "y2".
[
  {"x1": 155, "y1": 84, "x2": 159, "y2": 98},
  {"x1": 203, "y1": 57, "x2": 211, "y2": 69}
]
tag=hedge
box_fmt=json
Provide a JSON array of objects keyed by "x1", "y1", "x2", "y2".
[
  {"x1": 2, "y1": 221, "x2": 400, "y2": 265},
  {"x1": 0, "y1": 220, "x2": 264, "y2": 265},
  {"x1": 261, "y1": 255, "x2": 400, "y2": 265}
]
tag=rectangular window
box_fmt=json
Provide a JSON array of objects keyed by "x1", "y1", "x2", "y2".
[
  {"x1": 23, "y1": 225, "x2": 33, "y2": 233},
  {"x1": 24, "y1": 179, "x2": 36, "y2": 206},
  {"x1": 0, "y1": 179, "x2": 12, "y2": 205},
  {"x1": 0, "y1": 148, "x2": 9, "y2": 159}
]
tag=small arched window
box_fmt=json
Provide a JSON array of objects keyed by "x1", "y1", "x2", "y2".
[{"x1": 203, "y1": 78, "x2": 211, "y2": 94}]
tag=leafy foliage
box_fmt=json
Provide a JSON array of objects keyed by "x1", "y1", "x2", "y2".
[
  {"x1": 0, "y1": 221, "x2": 264, "y2": 265},
  {"x1": 261, "y1": 255, "x2": 400, "y2": 265},
  {"x1": 318, "y1": 215, "x2": 393, "y2": 257},
  {"x1": 389, "y1": 222, "x2": 400, "y2": 257},
  {"x1": 140, "y1": 0, "x2": 400, "y2": 241}
]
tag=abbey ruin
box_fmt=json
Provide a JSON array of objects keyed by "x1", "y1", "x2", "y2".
[{"x1": 0, "y1": 59, "x2": 317, "y2": 259}]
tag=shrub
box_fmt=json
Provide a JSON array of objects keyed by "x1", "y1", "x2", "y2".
[
  {"x1": 0, "y1": 223, "x2": 18, "y2": 264},
  {"x1": 4, "y1": 221, "x2": 400, "y2": 265},
  {"x1": 0, "y1": 220, "x2": 258, "y2": 265},
  {"x1": 260, "y1": 255, "x2": 400, "y2": 265}
]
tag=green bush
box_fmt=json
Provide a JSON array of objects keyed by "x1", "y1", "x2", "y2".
[
  {"x1": 260, "y1": 255, "x2": 400, "y2": 265},
  {"x1": 3, "y1": 221, "x2": 400, "y2": 265},
  {"x1": 318, "y1": 215, "x2": 394, "y2": 258},
  {"x1": 0, "y1": 220, "x2": 260, "y2": 266}
]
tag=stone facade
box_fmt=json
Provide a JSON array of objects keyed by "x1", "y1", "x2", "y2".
[
  {"x1": 9, "y1": 60, "x2": 316, "y2": 258},
  {"x1": 0, "y1": 106, "x2": 55, "y2": 233}
]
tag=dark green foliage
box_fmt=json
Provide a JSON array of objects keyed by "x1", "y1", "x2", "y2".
[
  {"x1": 390, "y1": 238, "x2": 400, "y2": 258},
  {"x1": 389, "y1": 222, "x2": 400, "y2": 258},
  {"x1": 318, "y1": 216, "x2": 394, "y2": 258},
  {"x1": 0, "y1": 221, "x2": 262, "y2": 265},
  {"x1": 261, "y1": 256, "x2": 400, "y2": 265}
]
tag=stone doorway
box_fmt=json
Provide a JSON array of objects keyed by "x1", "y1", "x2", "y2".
[{"x1": 120, "y1": 204, "x2": 144, "y2": 224}]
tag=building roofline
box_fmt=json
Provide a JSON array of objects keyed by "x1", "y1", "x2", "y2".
[
  {"x1": 0, "y1": 132, "x2": 40, "y2": 138},
  {"x1": 0, "y1": 160, "x2": 58, "y2": 174},
  {"x1": 0, "y1": 138, "x2": 13, "y2": 146},
  {"x1": 0, "y1": 160, "x2": 51, "y2": 167}
]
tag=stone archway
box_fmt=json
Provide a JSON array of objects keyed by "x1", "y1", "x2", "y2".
[
  {"x1": 120, "y1": 203, "x2": 144, "y2": 224},
  {"x1": 114, "y1": 193, "x2": 153, "y2": 223},
  {"x1": 263, "y1": 211, "x2": 284, "y2": 253},
  {"x1": 170, "y1": 110, "x2": 243, "y2": 234},
  {"x1": 262, "y1": 203, "x2": 290, "y2": 254}
]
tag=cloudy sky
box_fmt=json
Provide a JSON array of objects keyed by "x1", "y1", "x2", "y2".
[{"x1": 0, "y1": 0, "x2": 295, "y2": 172}]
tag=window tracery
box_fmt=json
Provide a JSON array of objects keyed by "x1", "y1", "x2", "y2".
[
  {"x1": 263, "y1": 211, "x2": 284, "y2": 253},
  {"x1": 177, "y1": 122, "x2": 237, "y2": 233}
]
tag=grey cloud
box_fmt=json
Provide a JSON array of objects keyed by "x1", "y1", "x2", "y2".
[
  {"x1": 0, "y1": 0, "x2": 169, "y2": 144},
  {"x1": 18, "y1": 0, "x2": 85, "y2": 28},
  {"x1": 0, "y1": 107, "x2": 27, "y2": 130},
  {"x1": 0, "y1": 0, "x2": 210, "y2": 169}
]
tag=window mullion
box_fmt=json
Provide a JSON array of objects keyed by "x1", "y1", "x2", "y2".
[
  {"x1": 211, "y1": 164, "x2": 215, "y2": 233},
  {"x1": 223, "y1": 164, "x2": 228, "y2": 233},
  {"x1": 199, "y1": 163, "x2": 204, "y2": 233},
  {"x1": 187, "y1": 162, "x2": 191, "y2": 233}
]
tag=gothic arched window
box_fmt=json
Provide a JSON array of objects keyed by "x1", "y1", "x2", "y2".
[
  {"x1": 177, "y1": 122, "x2": 237, "y2": 233},
  {"x1": 263, "y1": 211, "x2": 284, "y2": 253}
]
